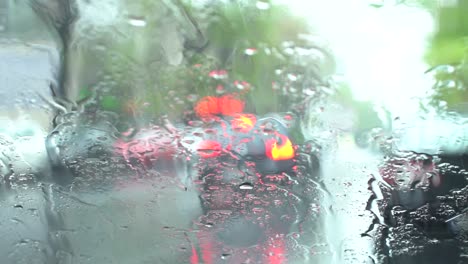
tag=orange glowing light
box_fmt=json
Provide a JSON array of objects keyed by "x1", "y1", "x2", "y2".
[
  {"x1": 231, "y1": 114, "x2": 256, "y2": 133},
  {"x1": 194, "y1": 94, "x2": 244, "y2": 117},
  {"x1": 265, "y1": 134, "x2": 295, "y2": 161}
]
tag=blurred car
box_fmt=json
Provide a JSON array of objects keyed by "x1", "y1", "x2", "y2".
[{"x1": 114, "y1": 94, "x2": 315, "y2": 263}]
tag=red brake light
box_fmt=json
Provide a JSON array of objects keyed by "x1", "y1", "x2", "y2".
[
  {"x1": 195, "y1": 94, "x2": 244, "y2": 117},
  {"x1": 218, "y1": 94, "x2": 244, "y2": 116},
  {"x1": 194, "y1": 96, "x2": 220, "y2": 118}
]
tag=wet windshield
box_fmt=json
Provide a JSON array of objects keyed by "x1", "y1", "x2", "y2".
[{"x1": 0, "y1": 0, "x2": 467, "y2": 263}]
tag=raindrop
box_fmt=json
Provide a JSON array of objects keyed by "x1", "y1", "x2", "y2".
[
  {"x1": 187, "y1": 94, "x2": 198, "y2": 102},
  {"x1": 216, "y1": 85, "x2": 225, "y2": 94},
  {"x1": 183, "y1": 139, "x2": 195, "y2": 144},
  {"x1": 244, "y1": 48, "x2": 258, "y2": 56},
  {"x1": 197, "y1": 148, "x2": 221, "y2": 158},
  {"x1": 193, "y1": 132, "x2": 204, "y2": 137},
  {"x1": 288, "y1": 87, "x2": 298, "y2": 93},
  {"x1": 239, "y1": 182, "x2": 254, "y2": 190},
  {"x1": 428, "y1": 64, "x2": 456, "y2": 75},
  {"x1": 17, "y1": 239, "x2": 28, "y2": 245},
  {"x1": 252, "y1": 207, "x2": 264, "y2": 214},
  {"x1": 234, "y1": 80, "x2": 249, "y2": 90},
  {"x1": 368, "y1": 0, "x2": 384, "y2": 8},
  {"x1": 256, "y1": 1, "x2": 271, "y2": 10},
  {"x1": 287, "y1": 73, "x2": 298, "y2": 82},
  {"x1": 221, "y1": 253, "x2": 231, "y2": 260},
  {"x1": 188, "y1": 121, "x2": 203, "y2": 127},
  {"x1": 303, "y1": 88, "x2": 316, "y2": 96},
  {"x1": 204, "y1": 129, "x2": 216, "y2": 134},
  {"x1": 127, "y1": 16, "x2": 147, "y2": 27},
  {"x1": 284, "y1": 47, "x2": 294, "y2": 55},
  {"x1": 439, "y1": 101, "x2": 447, "y2": 107},
  {"x1": 157, "y1": 147, "x2": 168, "y2": 153},
  {"x1": 283, "y1": 114, "x2": 293, "y2": 121},
  {"x1": 209, "y1": 70, "x2": 228, "y2": 79},
  {"x1": 291, "y1": 232, "x2": 300, "y2": 239},
  {"x1": 272, "y1": 82, "x2": 280, "y2": 90}
]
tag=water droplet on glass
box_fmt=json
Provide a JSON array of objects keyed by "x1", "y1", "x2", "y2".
[
  {"x1": 239, "y1": 182, "x2": 254, "y2": 190},
  {"x1": 287, "y1": 73, "x2": 298, "y2": 82},
  {"x1": 197, "y1": 148, "x2": 221, "y2": 158},
  {"x1": 244, "y1": 48, "x2": 258, "y2": 56},
  {"x1": 127, "y1": 16, "x2": 147, "y2": 27},
  {"x1": 188, "y1": 121, "x2": 203, "y2": 127},
  {"x1": 428, "y1": 64, "x2": 456, "y2": 75},
  {"x1": 368, "y1": 0, "x2": 385, "y2": 8},
  {"x1": 288, "y1": 87, "x2": 298, "y2": 93},
  {"x1": 216, "y1": 85, "x2": 225, "y2": 94},
  {"x1": 183, "y1": 139, "x2": 195, "y2": 145},
  {"x1": 233, "y1": 80, "x2": 250, "y2": 90},
  {"x1": 256, "y1": 1, "x2": 271, "y2": 10},
  {"x1": 204, "y1": 129, "x2": 216, "y2": 134},
  {"x1": 272, "y1": 82, "x2": 280, "y2": 90},
  {"x1": 303, "y1": 88, "x2": 316, "y2": 96},
  {"x1": 187, "y1": 94, "x2": 198, "y2": 102},
  {"x1": 193, "y1": 132, "x2": 204, "y2": 137},
  {"x1": 209, "y1": 70, "x2": 228, "y2": 79}
]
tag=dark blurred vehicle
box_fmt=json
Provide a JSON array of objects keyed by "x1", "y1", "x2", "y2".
[{"x1": 110, "y1": 94, "x2": 319, "y2": 263}]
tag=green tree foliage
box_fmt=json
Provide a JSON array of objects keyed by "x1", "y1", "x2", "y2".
[
  {"x1": 425, "y1": 0, "x2": 468, "y2": 112},
  {"x1": 89, "y1": 0, "x2": 330, "y2": 127}
]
